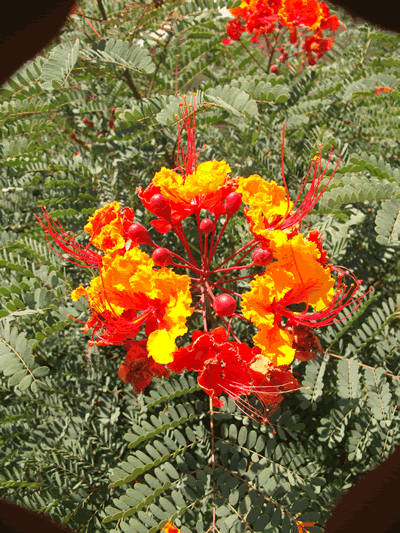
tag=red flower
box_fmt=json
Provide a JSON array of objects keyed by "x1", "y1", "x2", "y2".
[
  {"x1": 168, "y1": 327, "x2": 300, "y2": 423},
  {"x1": 303, "y1": 31, "x2": 333, "y2": 62},
  {"x1": 245, "y1": 0, "x2": 280, "y2": 43},
  {"x1": 222, "y1": 18, "x2": 244, "y2": 45},
  {"x1": 319, "y1": 1, "x2": 339, "y2": 31},
  {"x1": 118, "y1": 339, "x2": 170, "y2": 394}
]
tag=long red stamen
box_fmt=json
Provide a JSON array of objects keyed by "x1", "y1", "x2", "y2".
[
  {"x1": 35, "y1": 206, "x2": 102, "y2": 268},
  {"x1": 279, "y1": 148, "x2": 341, "y2": 231},
  {"x1": 277, "y1": 268, "x2": 372, "y2": 327},
  {"x1": 174, "y1": 94, "x2": 198, "y2": 177}
]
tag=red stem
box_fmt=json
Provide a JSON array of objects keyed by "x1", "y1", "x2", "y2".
[
  {"x1": 173, "y1": 221, "x2": 199, "y2": 268},
  {"x1": 213, "y1": 263, "x2": 254, "y2": 274},
  {"x1": 216, "y1": 273, "x2": 258, "y2": 285},
  {"x1": 210, "y1": 237, "x2": 257, "y2": 272},
  {"x1": 200, "y1": 285, "x2": 208, "y2": 331},
  {"x1": 206, "y1": 214, "x2": 219, "y2": 270},
  {"x1": 195, "y1": 212, "x2": 205, "y2": 268},
  {"x1": 219, "y1": 316, "x2": 241, "y2": 343},
  {"x1": 207, "y1": 216, "x2": 230, "y2": 268}
]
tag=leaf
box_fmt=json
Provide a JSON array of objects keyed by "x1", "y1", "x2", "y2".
[
  {"x1": 337, "y1": 357, "x2": 360, "y2": 400},
  {"x1": 41, "y1": 40, "x2": 80, "y2": 90},
  {"x1": 81, "y1": 39, "x2": 155, "y2": 74},
  {"x1": 375, "y1": 199, "x2": 400, "y2": 246}
]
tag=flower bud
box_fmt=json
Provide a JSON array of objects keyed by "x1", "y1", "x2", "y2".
[
  {"x1": 224, "y1": 192, "x2": 242, "y2": 214},
  {"x1": 152, "y1": 247, "x2": 173, "y2": 266},
  {"x1": 253, "y1": 247, "x2": 273, "y2": 266},
  {"x1": 127, "y1": 223, "x2": 150, "y2": 244},
  {"x1": 200, "y1": 218, "x2": 214, "y2": 234},
  {"x1": 149, "y1": 193, "x2": 171, "y2": 218},
  {"x1": 213, "y1": 294, "x2": 236, "y2": 317},
  {"x1": 270, "y1": 64, "x2": 278, "y2": 74}
]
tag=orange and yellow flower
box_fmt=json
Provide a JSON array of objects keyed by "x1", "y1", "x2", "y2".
[
  {"x1": 241, "y1": 234, "x2": 335, "y2": 365},
  {"x1": 278, "y1": 0, "x2": 324, "y2": 31},
  {"x1": 71, "y1": 247, "x2": 193, "y2": 364},
  {"x1": 237, "y1": 174, "x2": 294, "y2": 244},
  {"x1": 152, "y1": 160, "x2": 232, "y2": 211},
  {"x1": 83, "y1": 201, "x2": 134, "y2": 255}
]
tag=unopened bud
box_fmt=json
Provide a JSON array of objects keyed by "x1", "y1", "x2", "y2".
[
  {"x1": 252, "y1": 247, "x2": 273, "y2": 266},
  {"x1": 149, "y1": 194, "x2": 171, "y2": 219},
  {"x1": 152, "y1": 247, "x2": 173, "y2": 266},
  {"x1": 127, "y1": 223, "x2": 150, "y2": 245},
  {"x1": 225, "y1": 192, "x2": 242, "y2": 214},
  {"x1": 213, "y1": 294, "x2": 236, "y2": 317},
  {"x1": 200, "y1": 218, "x2": 214, "y2": 234},
  {"x1": 270, "y1": 64, "x2": 278, "y2": 74}
]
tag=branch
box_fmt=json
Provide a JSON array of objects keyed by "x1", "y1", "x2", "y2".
[
  {"x1": 122, "y1": 69, "x2": 141, "y2": 100},
  {"x1": 238, "y1": 38, "x2": 269, "y2": 75},
  {"x1": 96, "y1": 0, "x2": 108, "y2": 21}
]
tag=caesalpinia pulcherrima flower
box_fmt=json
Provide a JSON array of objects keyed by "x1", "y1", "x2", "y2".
[
  {"x1": 162, "y1": 522, "x2": 181, "y2": 533},
  {"x1": 36, "y1": 94, "x2": 370, "y2": 425},
  {"x1": 223, "y1": 0, "x2": 342, "y2": 72},
  {"x1": 296, "y1": 521, "x2": 316, "y2": 533}
]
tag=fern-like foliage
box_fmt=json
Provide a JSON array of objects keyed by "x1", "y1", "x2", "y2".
[{"x1": 1, "y1": 1, "x2": 400, "y2": 532}]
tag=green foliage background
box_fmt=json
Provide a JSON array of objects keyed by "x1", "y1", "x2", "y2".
[{"x1": 1, "y1": 1, "x2": 400, "y2": 532}]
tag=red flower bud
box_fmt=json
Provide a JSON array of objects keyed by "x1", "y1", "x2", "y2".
[
  {"x1": 152, "y1": 247, "x2": 173, "y2": 266},
  {"x1": 213, "y1": 294, "x2": 236, "y2": 317},
  {"x1": 127, "y1": 223, "x2": 150, "y2": 245},
  {"x1": 200, "y1": 218, "x2": 214, "y2": 234},
  {"x1": 82, "y1": 118, "x2": 88, "y2": 124},
  {"x1": 252, "y1": 247, "x2": 273, "y2": 266},
  {"x1": 149, "y1": 193, "x2": 171, "y2": 218},
  {"x1": 270, "y1": 64, "x2": 278, "y2": 74},
  {"x1": 224, "y1": 192, "x2": 242, "y2": 214}
]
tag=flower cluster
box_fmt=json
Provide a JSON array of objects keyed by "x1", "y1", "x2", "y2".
[
  {"x1": 36, "y1": 96, "x2": 369, "y2": 425},
  {"x1": 223, "y1": 0, "x2": 342, "y2": 71},
  {"x1": 374, "y1": 85, "x2": 393, "y2": 96}
]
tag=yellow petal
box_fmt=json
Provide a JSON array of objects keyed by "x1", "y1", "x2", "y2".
[
  {"x1": 253, "y1": 326, "x2": 295, "y2": 366},
  {"x1": 147, "y1": 330, "x2": 177, "y2": 364},
  {"x1": 71, "y1": 285, "x2": 87, "y2": 301}
]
